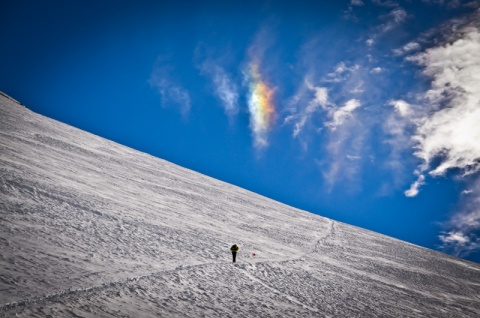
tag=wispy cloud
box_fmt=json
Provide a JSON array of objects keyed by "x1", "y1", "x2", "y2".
[
  {"x1": 285, "y1": 78, "x2": 329, "y2": 138},
  {"x1": 150, "y1": 58, "x2": 191, "y2": 116},
  {"x1": 381, "y1": 100, "x2": 417, "y2": 191},
  {"x1": 322, "y1": 112, "x2": 366, "y2": 191},
  {"x1": 379, "y1": 8, "x2": 408, "y2": 33},
  {"x1": 371, "y1": 0, "x2": 399, "y2": 7},
  {"x1": 286, "y1": 8, "x2": 424, "y2": 192},
  {"x1": 198, "y1": 60, "x2": 239, "y2": 120},
  {"x1": 351, "y1": 0, "x2": 365, "y2": 6},
  {"x1": 393, "y1": 42, "x2": 422, "y2": 56},
  {"x1": 389, "y1": 99, "x2": 412, "y2": 117},
  {"x1": 324, "y1": 62, "x2": 361, "y2": 83},
  {"x1": 438, "y1": 177, "x2": 480, "y2": 257},
  {"x1": 286, "y1": 33, "x2": 375, "y2": 189},
  {"x1": 286, "y1": 66, "x2": 364, "y2": 190},
  {"x1": 404, "y1": 175, "x2": 425, "y2": 197},
  {"x1": 403, "y1": 42, "x2": 421, "y2": 52},
  {"x1": 422, "y1": 0, "x2": 480, "y2": 9},
  {"x1": 326, "y1": 99, "x2": 361, "y2": 131},
  {"x1": 389, "y1": 8, "x2": 407, "y2": 23},
  {"x1": 286, "y1": 70, "x2": 362, "y2": 138}
]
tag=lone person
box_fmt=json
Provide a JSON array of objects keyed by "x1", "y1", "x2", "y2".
[{"x1": 230, "y1": 244, "x2": 239, "y2": 263}]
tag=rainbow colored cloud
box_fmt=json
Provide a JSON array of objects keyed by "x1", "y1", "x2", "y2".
[{"x1": 246, "y1": 59, "x2": 276, "y2": 148}]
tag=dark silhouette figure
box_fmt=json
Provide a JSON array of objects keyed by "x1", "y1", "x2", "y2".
[{"x1": 230, "y1": 244, "x2": 239, "y2": 263}]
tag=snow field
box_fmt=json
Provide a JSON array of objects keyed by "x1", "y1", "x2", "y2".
[{"x1": 1, "y1": 94, "x2": 480, "y2": 317}]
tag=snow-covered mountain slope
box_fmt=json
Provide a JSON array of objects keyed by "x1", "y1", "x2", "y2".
[{"x1": 0, "y1": 93, "x2": 479, "y2": 317}]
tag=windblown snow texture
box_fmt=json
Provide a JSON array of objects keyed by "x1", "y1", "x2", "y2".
[{"x1": 0, "y1": 93, "x2": 479, "y2": 317}]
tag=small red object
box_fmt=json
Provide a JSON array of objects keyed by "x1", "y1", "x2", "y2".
[{"x1": 252, "y1": 253, "x2": 256, "y2": 257}]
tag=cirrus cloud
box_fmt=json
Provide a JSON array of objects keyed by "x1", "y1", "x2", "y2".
[
  {"x1": 198, "y1": 60, "x2": 239, "y2": 121},
  {"x1": 150, "y1": 57, "x2": 191, "y2": 116}
]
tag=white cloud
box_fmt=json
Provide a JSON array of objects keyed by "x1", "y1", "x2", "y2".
[
  {"x1": 438, "y1": 177, "x2": 480, "y2": 257},
  {"x1": 366, "y1": 39, "x2": 375, "y2": 46},
  {"x1": 388, "y1": 99, "x2": 412, "y2": 117},
  {"x1": 464, "y1": 1, "x2": 480, "y2": 9},
  {"x1": 350, "y1": 85, "x2": 365, "y2": 94},
  {"x1": 422, "y1": 0, "x2": 480, "y2": 8},
  {"x1": 381, "y1": 99, "x2": 418, "y2": 191},
  {"x1": 327, "y1": 99, "x2": 361, "y2": 131},
  {"x1": 370, "y1": 67, "x2": 383, "y2": 74},
  {"x1": 287, "y1": 51, "x2": 375, "y2": 190},
  {"x1": 286, "y1": 78, "x2": 329, "y2": 138},
  {"x1": 351, "y1": 0, "x2": 365, "y2": 6},
  {"x1": 439, "y1": 231, "x2": 470, "y2": 244},
  {"x1": 439, "y1": 212, "x2": 480, "y2": 257},
  {"x1": 375, "y1": 7, "x2": 409, "y2": 34},
  {"x1": 294, "y1": 81, "x2": 329, "y2": 137},
  {"x1": 322, "y1": 113, "x2": 366, "y2": 192},
  {"x1": 325, "y1": 62, "x2": 361, "y2": 83},
  {"x1": 454, "y1": 208, "x2": 480, "y2": 229},
  {"x1": 149, "y1": 61, "x2": 191, "y2": 115},
  {"x1": 408, "y1": 27, "x2": 480, "y2": 178},
  {"x1": 199, "y1": 61, "x2": 239, "y2": 120},
  {"x1": 421, "y1": 0, "x2": 446, "y2": 5},
  {"x1": 372, "y1": 0, "x2": 399, "y2": 7},
  {"x1": 404, "y1": 175, "x2": 425, "y2": 197},
  {"x1": 347, "y1": 155, "x2": 362, "y2": 160},
  {"x1": 393, "y1": 42, "x2": 422, "y2": 56},
  {"x1": 390, "y1": 8, "x2": 407, "y2": 23},
  {"x1": 403, "y1": 18, "x2": 480, "y2": 257},
  {"x1": 213, "y1": 70, "x2": 238, "y2": 117},
  {"x1": 403, "y1": 42, "x2": 421, "y2": 52},
  {"x1": 286, "y1": 72, "x2": 365, "y2": 191}
]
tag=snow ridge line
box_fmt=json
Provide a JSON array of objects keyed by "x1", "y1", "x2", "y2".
[{"x1": 0, "y1": 92, "x2": 24, "y2": 107}]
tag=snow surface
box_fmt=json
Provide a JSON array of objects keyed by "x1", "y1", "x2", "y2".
[{"x1": 0, "y1": 93, "x2": 479, "y2": 317}]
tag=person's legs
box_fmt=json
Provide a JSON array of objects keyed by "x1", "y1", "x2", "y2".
[{"x1": 232, "y1": 252, "x2": 236, "y2": 263}]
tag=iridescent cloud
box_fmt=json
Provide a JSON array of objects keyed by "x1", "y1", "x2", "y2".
[{"x1": 246, "y1": 59, "x2": 275, "y2": 148}]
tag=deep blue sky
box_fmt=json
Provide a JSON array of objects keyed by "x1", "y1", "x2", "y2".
[{"x1": 2, "y1": 0, "x2": 480, "y2": 263}]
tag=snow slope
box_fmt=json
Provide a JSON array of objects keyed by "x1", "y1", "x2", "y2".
[{"x1": 0, "y1": 93, "x2": 479, "y2": 317}]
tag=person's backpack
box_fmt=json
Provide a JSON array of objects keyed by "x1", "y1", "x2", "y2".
[{"x1": 231, "y1": 245, "x2": 238, "y2": 252}]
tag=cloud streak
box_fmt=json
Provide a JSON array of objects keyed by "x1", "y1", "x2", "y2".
[
  {"x1": 150, "y1": 59, "x2": 191, "y2": 115},
  {"x1": 286, "y1": 70, "x2": 364, "y2": 190},
  {"x1": 199, "y1": 61, "x2": 239, "y2": 120},
  {"x1": 286, "y1": 78, "x2": 329, "y2": 138},
  {"x1": 326, "y1": 99, "x2": 361, "y2": 131},
  {"x1": 351, "y1": 0, "x2": 365, "y2": 6},
  {"x1": 439, "y1": 178, "x2": 480, "y2": 257}
]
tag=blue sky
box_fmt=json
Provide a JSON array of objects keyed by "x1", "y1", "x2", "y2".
[{"x1": 1, "y1": 0, "x2": 480, "y2": 262}]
